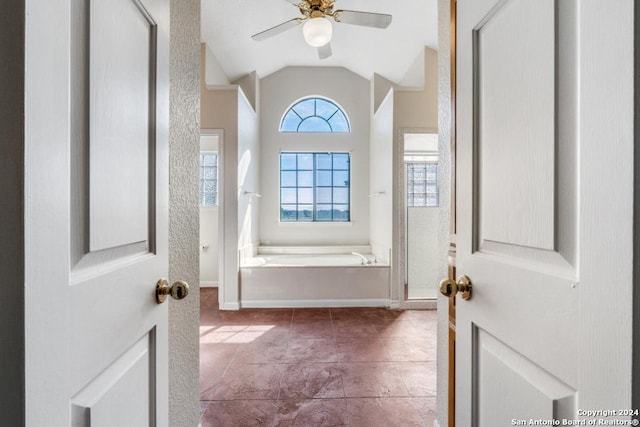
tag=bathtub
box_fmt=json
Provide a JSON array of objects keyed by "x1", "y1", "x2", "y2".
[{"x1": 240, "y1": 251, "x2": 390, "y2": 308}]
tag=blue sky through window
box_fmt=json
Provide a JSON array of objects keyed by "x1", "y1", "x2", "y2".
[{"x1": 280, "y1": 97, "x2": 350, "y2": 132}]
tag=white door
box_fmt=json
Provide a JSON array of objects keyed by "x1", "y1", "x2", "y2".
[
  {"x1": 24, "y1": 0, "x2": 174, "y2": 425},
  {"x1": 455, "y1": 0, "x2": 634, "y2": 425}
]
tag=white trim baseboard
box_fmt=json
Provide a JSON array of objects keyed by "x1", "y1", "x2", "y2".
[
  {"x1": 241, "y1": 299, "x2": 390, "y2": 309},
  {"x1": 199, "y1": 281, "x2": 218, "y2": 288},
  {"x1": 219, "y1": 302, "x2": 240, "y2": 311},
  {"x1": 401, "y1": 299, "x2": 438, "y2": 310}
]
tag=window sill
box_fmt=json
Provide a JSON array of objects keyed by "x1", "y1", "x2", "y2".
[{"x1": 277, "y1": 221, "x2": 354, "y2": 226}]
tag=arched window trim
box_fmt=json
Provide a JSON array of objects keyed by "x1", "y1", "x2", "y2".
[{"x1": 279, "y1": 95, "x2": 351, "y2": 133}]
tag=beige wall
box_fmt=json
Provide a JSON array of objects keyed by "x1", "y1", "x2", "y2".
[
  {"x1": 259, "y1": 67, "x2": 371, "y2": 246},
  {"x1": 391, "y1": 47, "x2": 444, "y2": 304},
  {"x1": 201, "y1": 48, "x2": 260, "y2": 309},
  {"x1": 394, "y1": 47, "x2": 439, "y2": 130},
  {"x1": 237, "y1": 89, "x2": 261, "y2": 261},
  {"x1": 168, "y1": 0, "x2": 201, "y2": 425},
  {"x1": 202, "y1": 87, "x2": 239, "y2": 309},
  {"x1": 369, "y1": 89, "x2": 394, "y2": 264},
  {"x1": 201, "y1": 43, "x2": 230, "y2": 86}
]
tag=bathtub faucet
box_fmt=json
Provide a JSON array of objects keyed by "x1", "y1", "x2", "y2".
[{"x1": 352, "y1": 252, "x2": 372, "y2": 265}]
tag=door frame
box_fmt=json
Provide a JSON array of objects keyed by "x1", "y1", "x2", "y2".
[
  {"x1": 200, "y1": 128, "x2": 225, "y2": 307},
  {"x1": 395, "y1": 127, "x2": 440, "y2": 309},
  {"x1": 436, "y1": 0, "x2": 457, "y2": 426}
]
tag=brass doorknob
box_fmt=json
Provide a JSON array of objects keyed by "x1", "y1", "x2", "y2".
[
  {"x1": 156, "y1": 278, "x2": 190, "y2": 304},
  {"x1": 439, "y1": 275, "x2": 472, "y2": 300}
]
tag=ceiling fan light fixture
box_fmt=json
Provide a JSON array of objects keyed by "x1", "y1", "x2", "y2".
[{"x1": 302, "y1": 17, "x2": 332, "y2": 47}]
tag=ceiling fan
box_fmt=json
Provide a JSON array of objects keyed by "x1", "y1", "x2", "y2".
[{"x1": 251, "y1": 0, "x2": 392, "y2": 60}]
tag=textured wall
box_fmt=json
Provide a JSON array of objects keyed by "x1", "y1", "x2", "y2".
[
  {"x1": 169, "y1": 0, "x2": 201, "y2": 425},
  {"x1": 0, "y1": 0, "x2": 25, "y2": 425},
  {"x1": 436, "y1": 0, "x2": 451, "y2": 425}
]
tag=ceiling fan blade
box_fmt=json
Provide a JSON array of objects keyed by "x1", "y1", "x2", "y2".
[
  {"x1": 333, "y1": 10, "x2": 392, "y2": 29},
  {"x1": 317, "y1": 43, "x2": 332, "y2": 59},
  {"x1": 251, "y1": 18, "x2": 302, "y2": 41}
]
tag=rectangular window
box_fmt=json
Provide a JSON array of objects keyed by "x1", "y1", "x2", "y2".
[
  {"x1": 407, "y1": 162, "x2": 438, "y2": 207},
  {"x1": 280, "y1": 152, "x2": 350, "y2": 222},
  {"x1": 200, "y1": 152, "x2": 218, "y2": 207}
]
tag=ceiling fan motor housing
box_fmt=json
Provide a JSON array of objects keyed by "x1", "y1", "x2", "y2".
[{"x1": 300, "y1": 0, "x2": 335, "y2": 18}]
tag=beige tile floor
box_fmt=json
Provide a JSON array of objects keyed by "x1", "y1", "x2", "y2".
[{"x1": 199, "y1": 288, "x2": 437, "y2": 426}]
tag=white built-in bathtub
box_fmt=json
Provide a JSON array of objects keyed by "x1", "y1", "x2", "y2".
[{"x1": 240, "y1": 249, "x2": 390, "y2": 308}]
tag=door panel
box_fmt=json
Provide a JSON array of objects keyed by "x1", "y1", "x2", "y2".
[
  {"x1": 89, "y1": 0, "x2": 154, "y2": 252},
  {"x1": 71, "y1": 332, "x2": 154, "y2": 427},
  {"x1": 477, "y1": 0, "x2": 555, "y2": 251},
  {"x1": 25, "y1": 0, "x2": 170, "y2": 425},
  {"x1": 456, "y1": 0, "x2": 634, "y2": 424},
  {"x1": 475, "y1": 328, "x2": 576, "y2": 425}
]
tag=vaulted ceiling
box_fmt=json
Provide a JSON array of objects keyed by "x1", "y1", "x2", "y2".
[{"x1": 201, "y1": 0, "x2": 439, "y2": 83}]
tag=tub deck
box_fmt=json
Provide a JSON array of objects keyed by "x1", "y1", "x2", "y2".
[{"x1": 240, "y1": 252, "x2": 390, "y2": 308}]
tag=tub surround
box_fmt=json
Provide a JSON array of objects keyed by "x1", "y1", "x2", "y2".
[{"x1": 240, "y1": 245, "x2": 391, "y2": 308}]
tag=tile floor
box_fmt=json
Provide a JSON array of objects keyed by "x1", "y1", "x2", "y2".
[{"x1": 199, "y1": 288, "x2": 437, "y2": 426}]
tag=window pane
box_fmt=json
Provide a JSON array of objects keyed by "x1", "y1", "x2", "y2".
[
  {"x1": 333, "y1": 171, "x2": 349, "y2": 187},
  {"x1": 298, "y1": 205, "x2": 313, "y2": 221},
  {"x1": 406, "y1": 162, "x2": 438, "y2": 208},
  {"x1": 316, "y1": 153, "x2": 332, "y2": 169},
  {"x1": 333, "y1": 153, "x2": 349, "y2": 170},
  {"x1": 281, "y1": 205, "x2": 297, "y2": 221},
  {"x1": 292, "y1": 99, "x2": 315, "y2": 118},
  {"x1": 279, "y1": 152, "x2": 351, "y2": 222},
  {"x1": 280, "y1": 97, "x2": 350, "y2": 133},
  {"x1": 202, "y1": 154, "x2": 217, "y2": 166},
  {"x1": 316, "y1": 98, "x2": 338, "y2": 118},
  {"x1": 298, "y1": 117, "x2": 332, "y2": 132},
  {"x1": 203, "y1": 166, "x2": 216, "y2": 179},
  {"x1": 328, "y1": 110, "x2": 349, "y2": 132},
  {"x1": 414, "y1": 195, "x2": 426, "y2": 207},
  {"x1": 426, "y1": 168, "x2": 437, "y2": 181},
  {"x1": 204, "y1": 192, "x2": 216, "y2": 206},
  {"x1": 281, "y1": 153, "x2": 297, "y2": 170},
  {"x1": 316, "y1": 170, "x2": 332, "y2": 186},
  {"x1": 316, "y1": 204, "x2": 333, "y2": 221},
  {"x1": 281, "y1": 188, "x2": 296, "y2": 204},
  {"x1": 281, "y1": 110, "x2": 301, "y2": 132},
  {"x1": 281, "y1": 171, "x2": 297, "y2": 187},
  {"x1": 200, "y1": 154, "x2": 218, "y2": 207},
  {"x1": 333, "y1": 205, "x2": 349, "y2": 221},
  {"x1": 333, "y1": 188, "x2": 349, "y2": 204},
  {"x1": 316, "y1": 187, "x2": 331, "y2": 203},
  {"x1": 297, "y1": 153, "x2": 313, "y2": 170},
  {"x1": 298, "y1": 188, "x2": 313, "y2": 204},
  {"x1": 298, "y1": 171, "x2": 313, "y2": 187}
]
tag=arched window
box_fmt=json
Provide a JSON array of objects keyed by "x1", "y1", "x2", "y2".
[{"x1": 280, "y1": 96, "x2": 350, "y2": 133}]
